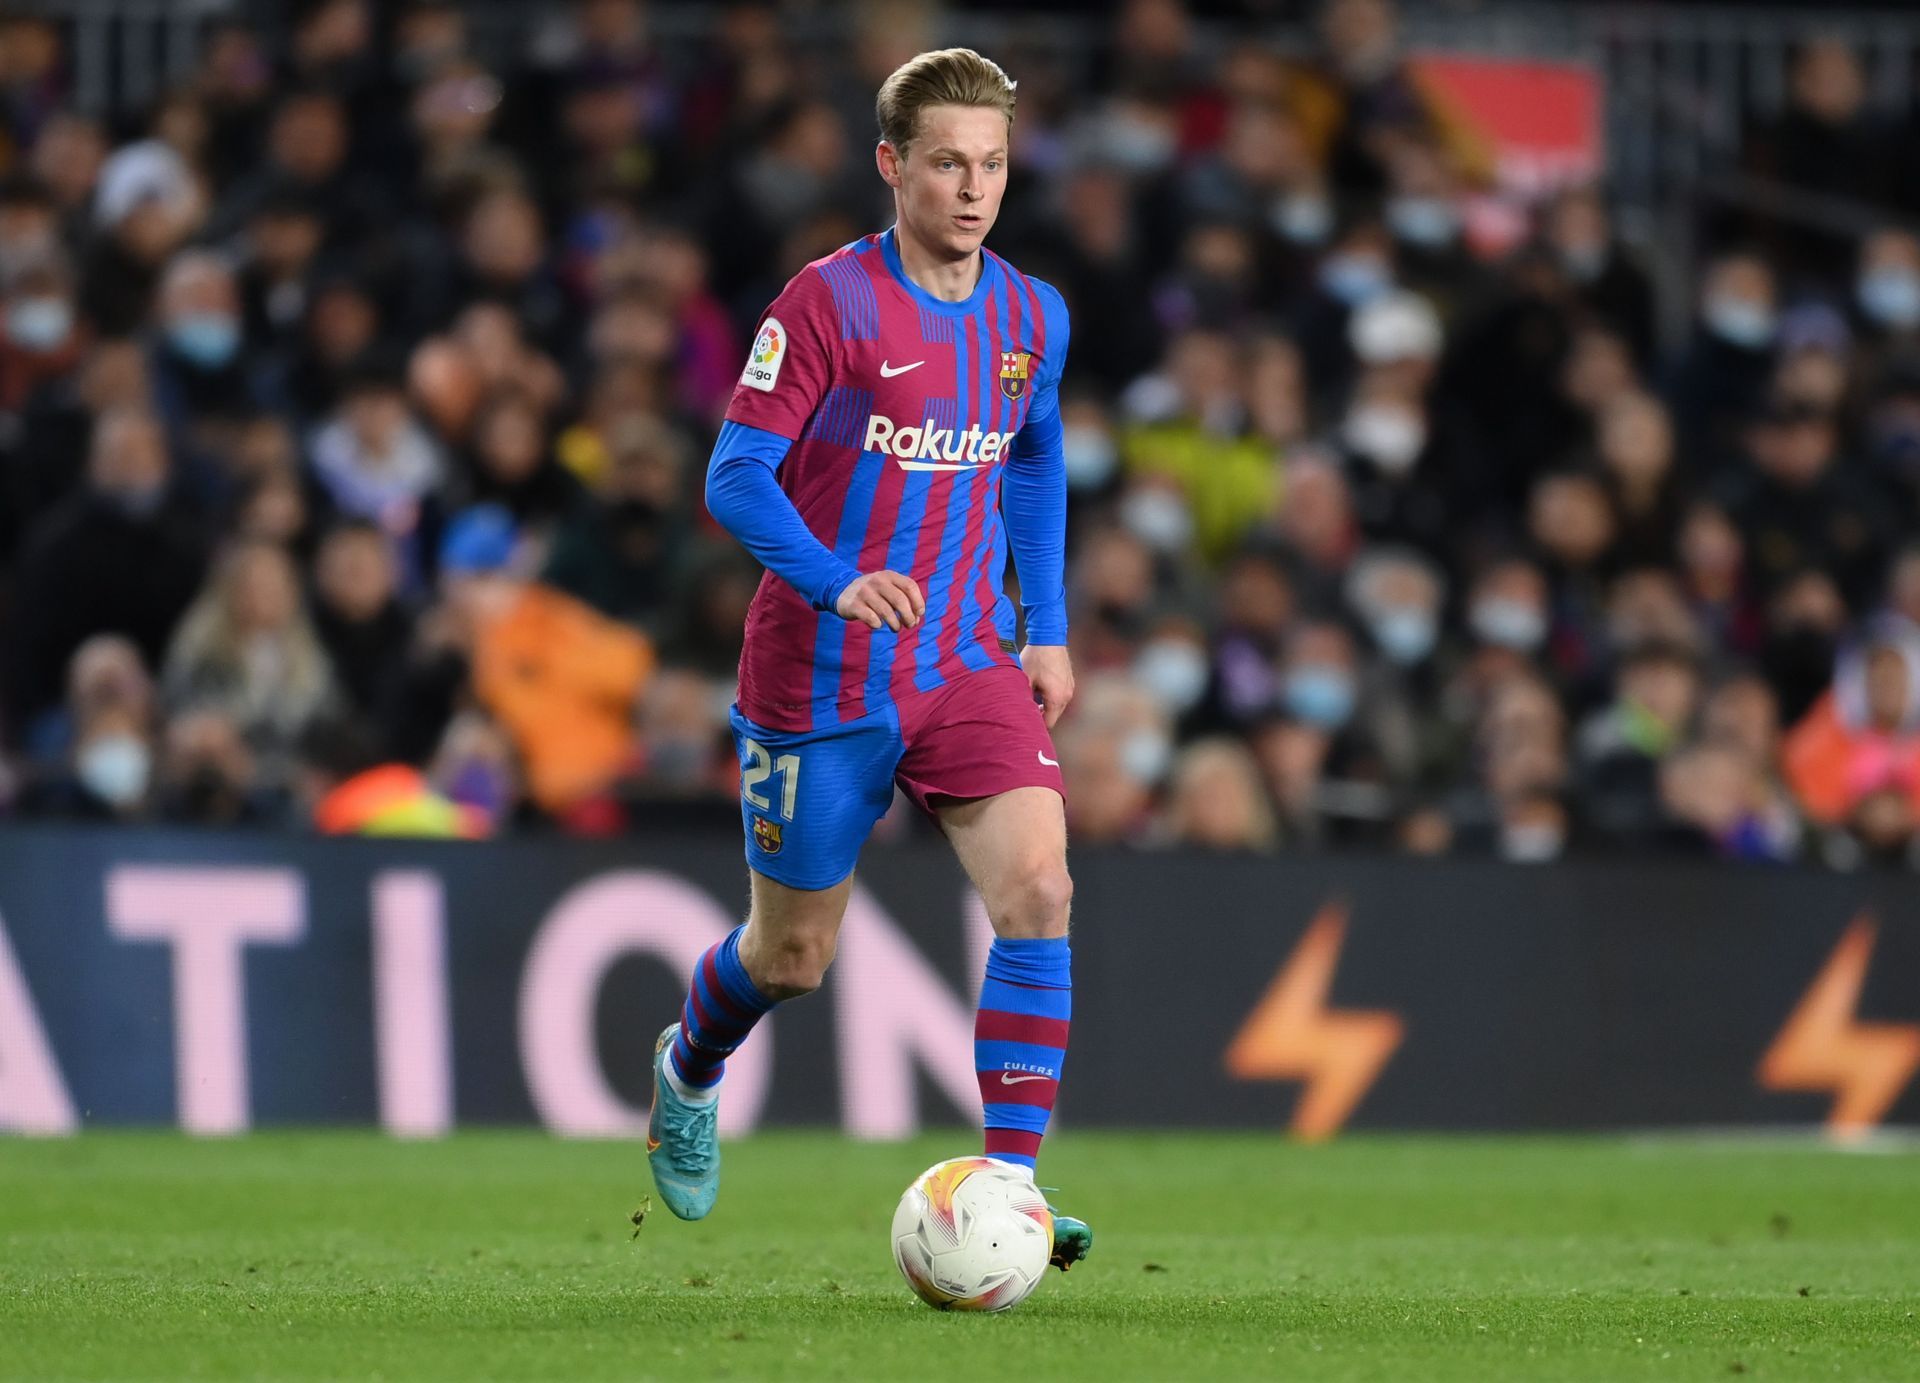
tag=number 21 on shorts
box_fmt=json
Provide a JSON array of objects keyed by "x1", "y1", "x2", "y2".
[{"x1": 740, "y1": 738, "x2": 800, "y2": 820}]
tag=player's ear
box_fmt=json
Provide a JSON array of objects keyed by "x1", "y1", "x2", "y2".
[{"x1": 876, "y1": 140, "x2": 902, "y2": 189}]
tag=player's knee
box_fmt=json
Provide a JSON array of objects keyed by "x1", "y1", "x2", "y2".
[
  {"x1": 997, "y1": 858, "x2": 1072, "y2": 938},
  {"x1": 751, "y1": 932, "x2": 837, "y2": 999}
]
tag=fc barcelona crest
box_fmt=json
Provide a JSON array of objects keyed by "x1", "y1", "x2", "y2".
[
  {"x1": 999, "y1": 351, "x2": 1031, "y2": 401},
  {"x1": 752, "y1": 816, "x2": 783, "y2": 855}
]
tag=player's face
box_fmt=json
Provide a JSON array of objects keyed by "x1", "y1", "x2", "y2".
[{"x1": 884, "y1": 103, "x2": 1008, "y2": 261}]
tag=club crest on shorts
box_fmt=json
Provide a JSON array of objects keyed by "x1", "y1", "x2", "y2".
[
  {"x1": 752, "y1": 816, "x2": 783, "y2": 854},
  {"x1": 999, "y1": 350, "x2": 1031, "y2": 400}
]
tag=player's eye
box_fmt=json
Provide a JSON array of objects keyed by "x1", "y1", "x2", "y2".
[
  {"x1": 986, "y1": 161, "x2": 1002, "y2": 172},
  {"x1": 940, "y1": 161, "x2": 957, "y2": 171}
]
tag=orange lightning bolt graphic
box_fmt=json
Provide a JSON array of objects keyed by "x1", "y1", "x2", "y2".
[
  {"x1": 1223, "y1": 900, "x2": 1404, "y2": 1140},
  {"x1": 1757, "y1": 914, "x2": 1920, "y2": 1136}
]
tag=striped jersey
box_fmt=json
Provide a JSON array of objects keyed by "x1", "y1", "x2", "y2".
[{"x1": 720, "y1": 229, "x2": 1071, "y2": 733}]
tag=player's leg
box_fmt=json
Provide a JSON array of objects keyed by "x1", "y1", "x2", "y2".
[
  {"x1": 650, "y1": 707, "x2": 896, "y2": 1221},
  {"x1": 894, "y1": 663, "x2": 1090, "y2": 1267},
  {"x1": 939, "y1": 785, "x2": 1073, "y2": 1172},
  {"x1": 938, "y1": 783, "x2": 1090, "y2": 1269}
]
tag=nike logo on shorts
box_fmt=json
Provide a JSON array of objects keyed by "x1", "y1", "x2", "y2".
[
  {"x1": 879, "y1": 360, "x2": 924, "y2": 377},
  {"x1": 1037, "y1": 750, "x2": 1059, "y2": 767}
]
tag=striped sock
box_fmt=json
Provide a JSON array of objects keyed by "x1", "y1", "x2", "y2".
[
  {"x1": 669, "y1": 926, "x2": 775, "y2": 1094},
  {"x1": 975, "y1": 935, "x2": 1071, "y2": 1172}
]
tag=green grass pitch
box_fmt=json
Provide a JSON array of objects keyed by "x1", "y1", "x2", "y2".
[{"x1": 2, "y1": 1131, "x2": 1917, "y2": 1381}]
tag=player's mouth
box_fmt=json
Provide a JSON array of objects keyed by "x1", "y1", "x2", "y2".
[{"x1": 953, "y1": 212, "x2": 985, "y2": 233}]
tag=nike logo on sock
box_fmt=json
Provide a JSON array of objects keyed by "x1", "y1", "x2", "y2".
[
  {"x1": 879, "y1": 360, "x2": 923, "y2": 377},
  {"x1": 1001, "y1": 1071, "x2": 1051, "y2": 1085},
  {"x1": 1037, "y1": 750, "x2": 1059, "y2": 767}
]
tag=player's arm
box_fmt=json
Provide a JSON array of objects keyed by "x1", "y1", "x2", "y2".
[
  {"x1": 712, "y1": 272, "x2": 923, "y2": 631},
  {"x1": 705, "y1": 428, "x2": 921, "y2": 630},
  {"x1": 1003, "y1": 286, "x2": 1072, "y2": 725}
]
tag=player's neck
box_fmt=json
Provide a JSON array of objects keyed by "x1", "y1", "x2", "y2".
[{"x1": 892, "y1": 223, "x2": 983, "y2": 303}]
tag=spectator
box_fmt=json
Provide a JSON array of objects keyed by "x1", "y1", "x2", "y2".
[
  {"x1": 149, "y1": 250, "x2": 261, "y2": 445},
  {"x1": 1543, "y1": 183, "x2": 1657, "y2": 365},
  {"x1": 543, "y1": 412, "x2": 690, "y2": 629},
  {"x1": 1668, "y1": 250, "x2": 1779, "y2": 471},
  {"x1": 5, "y1": 407, "x2": 204, "y2": 735},
  {"x1": 311, "y1": 519, "x2": 413, "y2": 722},
  {"x1": 1577, "y1": 643, "x2": 1703, "y2": 841},
  {"x1": 0, "y1": 249, "x2": 85, "y2": 412},
  {"x1": 1723, "y1": 395, "x2": 1888, "y2": 609},
  {"x1": 154, "y1": 707, "x2": 276, "y2": 826},
  {"x1": 306, "y1": 353, "x2": 445, "y2": 586},
  {"x1": 1056, "y1": 673, "x2": 1169, "y2": 845},
  {"x1": 1162, "y1": 737, "x2": 1277, "y2": 851},
  {"x1": 162, "y1": 538, "x2": 338, "y2": 777},
  {"x1": 446, "y1": 504, "x2": 655, "y2": 815},
  {"x1": 1784, "y1": 619, "x2": 1920, "y2": 828},
  {"x1": 458, "y1": 388, "x2": 583, "y2": 536},
  {"x1": 15, "y1": 701, "x2": 154, "y2": 823}
]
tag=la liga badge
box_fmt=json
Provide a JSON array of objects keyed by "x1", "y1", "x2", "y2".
[{"x1": 742, "y1": 317, "x2": 786, "y2": 392}]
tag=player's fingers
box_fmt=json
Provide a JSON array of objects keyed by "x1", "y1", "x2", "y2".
[
  {"x1": 870, "y1": 590, "x2": 903, "y2": 631},
  {"x1": 879, "y1": 573, "x2": 919, "y2": 627},
  {"x1": 849, "y1": 591, "x2": 884, "y2": 629}
]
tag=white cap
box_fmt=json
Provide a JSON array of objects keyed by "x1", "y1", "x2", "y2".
[
  {"x1": 94, "y1": 139, "x2": 197, "y2": 230},
  {"x1": 1348, "y1": 290, "x2": 1443, "y2": 364}
]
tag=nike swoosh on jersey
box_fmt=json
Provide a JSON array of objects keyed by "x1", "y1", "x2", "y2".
[
  {"x1": 1000, "y1": 1071, "x2": 1051, "y2": 1085},
  {"x1": 879, "y1": 360, "x2": 924, "y2": 377},
  {"x1": 1037, "y1": 750, "x2": 1059, "y2": 766}
]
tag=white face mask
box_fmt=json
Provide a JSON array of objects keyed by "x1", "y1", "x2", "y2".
[
  {"x1": 1133, "y1": 640, "x2": 1210, "y2": 713},
  {"x1": 1120, "y1": 488, "x2": 1194, "y2": 554},
  {"x1": 1061, "y1": 425, "x2": 1119, "y2": 489},
  {"x1": 77, "y1": 734, "x2": 151, "y2": 807},
  {"x1": 1119, "y1": 728, "x2": 1173, "y2": 785},
  {"x1": 1702, "y1": 295, "x2": 1775, "y2": 350},
  {"x1": 1271, "y1": 193, "x2": 1334, "y2": 246},
  {"x1": 1343, "y1": 404, "x2": 1427, "y2": 474},
  {"x1": 1470, "y1": 597, "x2": 1547, "y2": 651},
  {"x1": 1501, "y1": 823, "x2": 1565, "y2": 863}
]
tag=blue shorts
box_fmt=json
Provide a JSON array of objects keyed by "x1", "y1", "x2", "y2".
[{"x1": 731, "y1": 664, "x2": 1065, "y2": 890}]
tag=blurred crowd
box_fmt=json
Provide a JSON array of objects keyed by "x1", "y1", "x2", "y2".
[{"x1": 6, "y1": 0, "x2": 1920, "y2": 869}]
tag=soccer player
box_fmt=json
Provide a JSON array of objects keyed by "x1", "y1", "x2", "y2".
[{"x1": 647, "y1": 48, "x2": 1090, "y2": 1270}]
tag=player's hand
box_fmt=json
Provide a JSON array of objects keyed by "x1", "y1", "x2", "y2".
[
  {"x1": 835, "y1": 570, "x2": 925, "y2": 631},
  {"x1": 1021, "y1": 644, "x2": 1075, "y2": 728}
]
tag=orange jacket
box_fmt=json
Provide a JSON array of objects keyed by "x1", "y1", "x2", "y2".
[
  {"x1": 472, "y1": 584, "x2": 652, "y2": 811},
  {"x1": 1782, "y1": 691, "x2": 1920, "y2": 825}
]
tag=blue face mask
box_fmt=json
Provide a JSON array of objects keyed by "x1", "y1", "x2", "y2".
[
  {"x1": 1859, "y1": 267, "x2": 1920, "y2": 330},
  {"x1": 7, "y1": 296, "x2": 72, "y2": 351},
  {"x1": 1318, "y1": 254, "x2": 1391, "y2": 307},
  {"x1": 1284, "y1": 666, "x2": 1357, "y2": 729},
  {"x1": 1272, "y1": 193, "x2": 1334, "y2": 247},
  {"x1": 1702, "y1": 296, "x2": 1775, "y2": 351},
  {"x1": 1470, "y1": 598, "x2": 1547, "y2": 652},
  {"x1": 167, "y1": 313, "x2": 241, "y2": 369},
  {"x1": 1386, "y1": 197, "x2": 1460, "y2": 250},
  {"x1": 1371, "y1": 609, "x2": 1437, "y2": 666}
]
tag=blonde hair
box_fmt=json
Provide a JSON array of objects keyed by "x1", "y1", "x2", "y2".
[
  {"x1": 163, "y1": 539, "x2": 335, "y2": 757},
  {"x1": 876, "y1": 48, "x2": 1016, "y2": 157}
]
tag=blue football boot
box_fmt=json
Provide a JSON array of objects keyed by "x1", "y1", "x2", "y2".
[{"x1": 647, "y1": 1024, "x2": 721, "y2": 1220}]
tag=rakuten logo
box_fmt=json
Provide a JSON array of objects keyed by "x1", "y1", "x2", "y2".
[{"x1": 863, "y1": 415, "x2": 1015, "y2": 471}]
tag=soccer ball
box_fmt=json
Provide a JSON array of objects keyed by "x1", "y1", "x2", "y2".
[{"x1": 891, "y1": 1156, "x2": 1053, "y2": 1312}]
